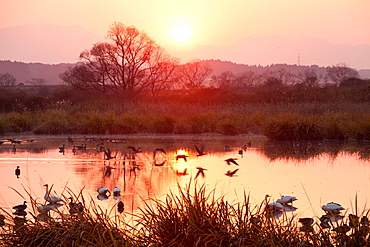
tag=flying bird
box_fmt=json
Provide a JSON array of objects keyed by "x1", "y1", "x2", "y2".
[
  {"x1": 225, "y1": 158, "x2": 239, "y2": 166},
  {"x1": 194, "y1": 145, "x2": 206, "y2": 156},
  {"x1": 195, "y1": 167, "x2": 207, "y2": 179},
  {"x1": 225, "y1": 169, "x2": 239, "y2": 177},
  {"x1": 104, "y1": 148, "x2": 116, "y2": 160},
  {"x1": 128, "y1": 146, "x2": 142, "y2": 153},
  {"x1": 43, "y1": 184, "x2": 64, "y2": 203}
]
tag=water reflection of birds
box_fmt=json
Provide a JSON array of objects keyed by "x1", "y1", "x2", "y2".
[
  {"x1": 43, "y1": 184, "x2": 64, "y2": 203},
  {"x1": 128, "y1": 146, "x2": 142, "y2": 153},
  {"x1": 117, "y1": 201, "x2": 124, "y2": 214},
  {"x1": 12, "y1": 145, "x2": 17, "y2": 153},
  {"x1": 37, "y1": 203, "x2": 63, "y2": 214},
  {"x1": 97, "y1": 187, "x2": 111, "y2": 201},
  {"x1": 176, "y1": 154, "x2": 188, "y2": 162},
  {"x1": 176, "y1": 168, "x2": 188, "y2": 176},
  {"x1": 195, "y1": 167, "x2": 207, "y2": 179},
  {"x1": 15, "y1": 166, "x2": 21, "y2": 178},
  {"x1": 59, "y1": 144, "x2": 65, "y2": 154},
  {"x1": 225, "y1": 158, "x2": 239, "y2": 166},
  {"x1": 225, "y1": 169, "x2": 239, "y2": 177},
  {"x1": 194, "y1": 145, "x2": 206, "y2": 156},
  {"x1": 153, "y1": 148, "x2": 167, "y2": 166}
]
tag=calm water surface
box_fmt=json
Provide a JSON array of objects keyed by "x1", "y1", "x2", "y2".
[{"x1": 0, "y1": 135, "x2": 369, "y2": 222}]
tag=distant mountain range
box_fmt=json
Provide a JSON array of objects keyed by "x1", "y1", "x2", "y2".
[
  {"x1": 1, "y1": 60, "x2": 369, "y2": 86},
  {"x1": 1, "y1": 24, "x2": 370, "y2": 70}
]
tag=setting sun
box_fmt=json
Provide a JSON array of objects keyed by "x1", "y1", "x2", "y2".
[{"x1": 170, "y1": 21, "x2": 193, "y2": 43}]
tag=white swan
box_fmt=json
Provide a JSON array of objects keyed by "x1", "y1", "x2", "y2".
[
  {"x1": 43, "y1": 184, "x2": 64, "y2": 203},
  {"x1": 322, "y1": 202, "x2": 345, "y2": 214},
  {"x1": 265, "y1": 195, "x2": 284, "y2": 212},
  {"x1": 277, "y1": 196, "x2": 297, "y2": 205}
]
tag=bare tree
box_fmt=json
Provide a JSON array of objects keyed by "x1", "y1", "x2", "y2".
[
  {"x1": 0, "y1": 73, "x2": 16, "y2": 87},
  {"x1": 296, "y1": 68, "x2": 323, "y2": 87},
  {"x1": 61, "y1": 22, "x2": 179, "y2": 95},
  {"x1": 210, "y1": 71, "x2": 235, "y2": 89},
  {"x1": 176, "y1": 60, "x2": 213, "y2": 90},
  {"x1": 326, "y1": 63, "x2": 359, "y2": 86},
  {"x1": 25, "y1": 78, "x2": 46, "y2": 86}
]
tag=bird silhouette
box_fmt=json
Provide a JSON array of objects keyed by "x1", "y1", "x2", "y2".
[
  {"x1": 12, "y1": 145, "x2": 16, "y2": 153},
  {"x1": 59, "y1": 144, "x2": 65, "y2": 154},
  {"x1": 299, "y1": 217, "x2": 314, "y2": 226},
  {"x1": 68, "y1": 197, "x2": 84, "y2": 214},
  {"x1": 176, "y1": 154, "x2": 188, "y2": 162},
  {"x1": 225, "y1": 158, "x2": 239, "y2": 166},
  {"x1": 104, "y1": 148, "x2": 116, "y2": 160},
  {"x1": 153, "y1": 148, "x2": 166, "y2": 156},
  {"x1": 194, "y1": 145, "x2": 206, "y2": 156},
  {"x1": 117, "y1": 201, "x2": 124, "y2": 213},
  {"x1": 128, "y1": 146, "x2": 142, "y2": 153},
  {"x1": 153, "y1": 148, "x2": 167, "y2": 166},
  {"x1": 43, "y1": 184, "x2": 64, "y2": 203},
  {"x1": 225, "y1": 169, "x2": 239, "y2": 177},
  {"x1": 12, "y1": 201, "x2": 27, "y2": 214},
  {"x1": 15, "y1": 166, "x2": 21, "y2": 178},
  {"x1": 195, "y1": 167, "x2": 207, "y2": 179}
]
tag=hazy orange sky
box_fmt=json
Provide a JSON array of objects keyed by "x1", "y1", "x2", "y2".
[
  {"x1": 1, "y1": 0, "x2": 370, "y2": 68},
  {"x1": 1, "y1": 0, "x2": 369, "y2": 46}
]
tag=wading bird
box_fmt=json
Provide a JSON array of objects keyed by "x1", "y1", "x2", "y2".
[
  {"x1": 59, "y1": 144, "x2": 65, "y2": 154},
  {"x1": 97, "y1": 187, "x2": 110, "y2": 195},
  {"x1": 299, "y1": 217, "x2": 314, "y2": 226},
  {"x1": 43, "y1": 184, "x2": 64, "y2": 203},
  {"x1": 128, "y1": 146, "x2": 142, "y2": 153}
]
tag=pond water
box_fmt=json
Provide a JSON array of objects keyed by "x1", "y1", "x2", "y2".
[{"x1": 0, "y1": 134, "x2": 369, "y2": 223}]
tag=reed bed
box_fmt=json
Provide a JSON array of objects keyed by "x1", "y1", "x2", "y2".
[
  {"x1": 0, "y1": 102, "x2": 370, "y2": 140},
  {"x1": 0, "y1": 183, "x2": 369, "y2": 246}
]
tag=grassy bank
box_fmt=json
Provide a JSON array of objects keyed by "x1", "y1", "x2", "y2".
[
  {"x1": 0, "y1": 102, "x2": 370, "y2": 141},
  {"x1": 0, "y1": 184, "x2": 368, "y2": 246}
]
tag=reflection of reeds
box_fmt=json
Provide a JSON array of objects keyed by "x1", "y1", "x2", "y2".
[
  {"x1": 1, "y1": 183, "x2": 369, "y2": 246},
  {"x1": 0, "y1": 102, "x2": 369, "y2": 140}
]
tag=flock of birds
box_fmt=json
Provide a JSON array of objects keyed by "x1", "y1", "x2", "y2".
[{"x1": 4, "y1": 136, "x2": 368, "y2": 233}]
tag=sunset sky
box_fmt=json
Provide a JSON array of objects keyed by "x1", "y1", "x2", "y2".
[{"x1": 1, "y1": 0, "x2": 369, "y2": 66}]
